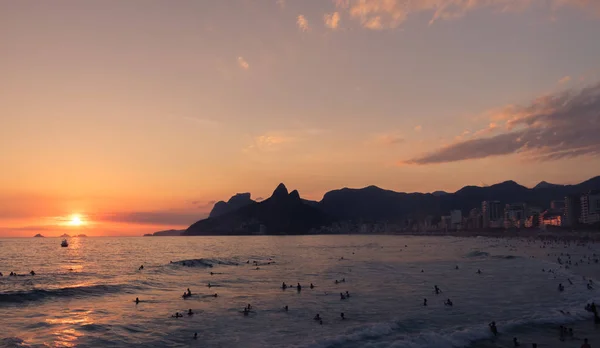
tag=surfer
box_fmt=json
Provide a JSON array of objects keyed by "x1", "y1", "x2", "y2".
[{"x1": 489, "y1": 322, "x2": 498, "y2": 336}]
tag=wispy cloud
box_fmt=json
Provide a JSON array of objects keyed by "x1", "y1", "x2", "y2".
[
  {"x1": 372, "y1": 132, "x2": 404, "y2": 145},
  {"x1": 335, "y1": 0, "x2": 600, "y2": 30},
  {"x1": 472, "y1": 122, "x2": 499, "y2": 137},
  {"x1": 414, "y1": 125, "x2": 422, "y2": 132},
  {"x1": 403, "y1": 82, "x2": 600, "y2": 165},
  {"x1": 558, "y1": 75, "x2": 572, "y2": 84},
  {"x1": 297, "y1": 14, "x2": 310, "y2": 31},
  {"x1": 324, "y1": 11, "x2": 341, "y2": 29},
  {"x1": 94, "y1": 211, "x2": 204, "y2": 226},
  {"x1": 237, "y1": 56, "x2": 250, "y2": 70},
  {"x1": 244, "y1": 134, "x2": 295, "y2": 152}
]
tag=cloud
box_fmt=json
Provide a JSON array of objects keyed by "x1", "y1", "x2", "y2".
[
  {"x1": 95, "y1": 211, "x2": 204, "y2": 226},
  {"x1": 244, "y1": 134, "x2": 295, "y2": 152},
  {"x1": 237, "y1": 56, "x2": 249, "y2": 70},
  {"x1": 297, "y1": 15, "x2": 310, "y2": 31},
  {"x1": 335, "y1": 0, "x2": 600, "y2": 30},
  {"x1": 324, "y1": 11, "x2": 341, "y2": 29},
  {"x1": 414, "y1": 125, "x2": 423, "y2": 132},
  {"x1": 403, "y1": 82, "x2": 600, "y2": 165},
  {"x1": 373, "y1": 133, "x2": 404, "y2": 145},
  {"x1": 558, "y1": 75, "x2": 572, "y2": 84},
  {"x1": 472, "y1": 122, "x2": 499, "y2": 137}
]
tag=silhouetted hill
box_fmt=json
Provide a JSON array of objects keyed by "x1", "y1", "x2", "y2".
[
  {"x1": 209, "y1": 193, "x2": 255, "y2": 218},
  {"x1": 145, "y1": 229, "x2": 183, "y2": 237},
  {"x1": 185, "y1": 184, "x2": 331, "y2": 235},
  {"x1": 319, "y1": 177, "x2": 600, "y2": 222},
  {"x1": 33, "y1": 234, "x2": 44, "y2": 238}
]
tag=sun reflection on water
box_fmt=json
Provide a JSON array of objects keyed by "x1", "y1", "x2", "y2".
[{"x1": 46, "y1": 310, "x2": 93, "y2": 347}]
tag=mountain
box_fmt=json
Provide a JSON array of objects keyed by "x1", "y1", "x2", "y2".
[
  {"x1": 319, "y1": 177, "x2": 600, "y2": 222},
  {"x1": 533, "y1": 181, "x2": 562, "y2": 190},
  {"x1": 184, "y1": 183, "x2": 331, "y2": 235},
  {"x1": 144, "y1": 229, "x2": 184, "y2": 237},
  {"x1": 209, "y1": 193, "x2": 255, "y2": 218},
  {"x1": 33, "y1": 234, "x2": 44, "y2": 238},
  {"x1": 431, "y1": 191, "x2": 448, "y2": 197}
]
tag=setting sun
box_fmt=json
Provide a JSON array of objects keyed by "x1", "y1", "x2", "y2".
[{"x1": 69, "y1": 215, "x2": 83, "y2": 226}]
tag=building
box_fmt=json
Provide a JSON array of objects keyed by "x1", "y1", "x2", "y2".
[
  {"x1": 564, "y1": 195, "x2": 582, "y2": 227},
  {"x1": 524, "y1": 214, "x2": 540, "y2": 228},
  {"x1": 581, "y1": 190, "x2": 600, "y2": 225},
  {"x1": 504, "y1": 203, "x2": 526, "y2": 229},
  {"x1": 482, "y1": 200, "x2": 502, "y2": 228},
  {"x1": 450, "y1": 210, "x2": 462, "y2": 227}
]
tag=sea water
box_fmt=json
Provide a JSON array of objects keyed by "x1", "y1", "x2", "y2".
[{"x1": 1, "y1": 235, "x2": 599, "y2": 348}]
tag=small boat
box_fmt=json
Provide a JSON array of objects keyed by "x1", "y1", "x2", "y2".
[{"x1": 61, "y1": 239, "x2": 69, "y2": 247}]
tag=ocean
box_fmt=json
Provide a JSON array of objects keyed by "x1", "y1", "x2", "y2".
[{"x1": 1, "y1": 235, "x2": 599, "y2": 348}]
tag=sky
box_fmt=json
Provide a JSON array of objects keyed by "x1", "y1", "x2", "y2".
[{"x1": 2, "y1": 0, "x2": 600, "y2": 236}]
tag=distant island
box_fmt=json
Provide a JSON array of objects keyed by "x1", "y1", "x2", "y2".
[
  {"x1": 60, "y1": 233, "x2": 70, "y2": 238},
  {"x1": 33, "y1": 234, "x2": 44, "y2": 238},
  {"x1": 182, "y1": 176, "x2": 600, "y2": 236},
  {"x1": 144, "y1": 229, "x2": 184, "y2": 237},
  {"x1": 76, "y1": 234, "x2": 87, "y2": 237}
]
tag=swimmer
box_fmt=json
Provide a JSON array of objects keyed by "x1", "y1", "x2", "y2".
[
  {"x1": 455, "y1": 265, "x2": 459, "y2": 270},
  {"x1": 194, "y1": 333, "x2": 197, "y2": 340},
  {"x1": 477, "y1": 269, "x2": 482, "y2": 274},
  {"x1": 423, "y1": 298, "x2": 427, "y2": 306},
  {"x1": 208, "y1": 283, "x2": 211, "y2": 288},
  {"x1": 30, "y1": 270, "x2": 35, "y2": 276},
  {"x1": 243, "y1": 308, "x2": 249, "y2": 316},
  {"x1": 314, "y1": 314, "x2": 321, "y2": 320},
  {"x1": 139, "y1": 265, "x2": 144, "y2": 270},
  {"x1": 319, "y1": 320, "x2": 323, "y2": 325},
  {"x1": 335, "y1": 280, "x2": 339, "y2": 284},
  {"x1": 187, "y1": 288, "x2": 192, "y2": 296},
  {"x1": 345, "y1": 291, "x2": 350, "y2": 298},
  {"x1": 489, "y1": 322, "x2": 498, "y2": 336},
  {"x1": 135, "y1": 297, "x2": 140, "y2": 304},
  {"x1": 434, "y1": 285, "x2": 440, "y2": 294},
  {"x1": 297, "y1": 283, "x2": 302, "y2": 291},
  {"x1": 445, "y1": 299, "x2": 453, "y2": 306},
  {"x1": 188, "y1": 309, "x2": 194, "y2": 316},
  {"x1": 340, "y1": 293, "x2": 346, "y2": 300},
  {"x1": 214, "y1": 293, "x2": 218, "y2": 297},
  {"x1": 282, "y1": 282, "x2": 287, "y2": 289},
  {"x1": 284, "y1": 305, "x2": 288, "y2": 311},
  {"x1": 513, "y1": 337, "x2": 520, "y2": 347},
  {"x1": 310, "y1": 283, "x2": 314, "y2": 289},
  {"x1": 582, "y1": 338, "x2": 591, "y2": 348},
  {"x1": 340, "y1": 312, "x2": 345, "y2": 320}
]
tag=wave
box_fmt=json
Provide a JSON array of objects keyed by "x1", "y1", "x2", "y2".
[
  {"x1": 0, "y1": 284, "x2": 126, "y2": 304},
  {"x1": 170, "y1": 258, "x2": 240, "y2": 268},
  {"x1": 306, "y1": 306, "x2": 589, "y2": 348},
  {"x1": 464, "y1": 251, "x2": 490, "y2": 258}
]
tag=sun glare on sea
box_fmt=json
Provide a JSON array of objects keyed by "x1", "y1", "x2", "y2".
[{"x1": 69, "y1": 214, "x2": 83, "y2": 226}]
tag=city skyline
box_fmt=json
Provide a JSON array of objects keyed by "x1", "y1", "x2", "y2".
[{"x1": 2, "y1": 0, "x2": 600, "y2": 236}]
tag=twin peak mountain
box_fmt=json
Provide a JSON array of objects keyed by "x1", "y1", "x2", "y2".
[{"x1": 184, "y1": 176, "x2": 600, "y2": 235}]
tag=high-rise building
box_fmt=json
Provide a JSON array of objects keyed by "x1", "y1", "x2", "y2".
[
  {"x1": 564, "y1": 195, "x2": 582, "y2": 227},
  {"x1": 550, "y1": 200, "x2": 565, "y2": 211},
  {"x1": 581, "y1": 190, "x2": 600, "y2": 225},
  {"x1": 504, "y1": 203, "x2": 526, "y2": 228},
  {"x1": 482, "y1": 200, "x2": 502, "y2": 228}
]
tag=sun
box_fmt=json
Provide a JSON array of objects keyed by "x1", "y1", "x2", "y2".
[{"x1": 69, "y1": 214, "x2": 83, "y2": 226}]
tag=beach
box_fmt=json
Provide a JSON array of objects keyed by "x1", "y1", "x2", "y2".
[{"x1": 1, "y1": 235, "x2": 600, "y2": 347}]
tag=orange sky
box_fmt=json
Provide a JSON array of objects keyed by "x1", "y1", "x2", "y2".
[{"x1": 2, "y1": 1, "x2": 600, "y2": 236}]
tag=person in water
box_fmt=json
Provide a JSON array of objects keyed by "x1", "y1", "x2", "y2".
[
  {"x1": 208, "y1": 283, "x2": 211, "y2": 288},
  {"x1": 243, "y1": 308, "x2": 249, "y2": 316},
  {"x1": 489, "y1": 322, "x2": 498, "y2": 336},
  {"x1": 345, "y1": 291, "x2": 350, "y2": 298},
  {"x1": 30, "y1": 270, "x2": 35, "y2": 276},
  {"x1": 297, "y1": 283, "x2": 302, "y2": 291},
  {"x1": 558, "y1": 283, "x2": 565, "y2": 292},
  {"x1": 282, "y1": 282, "x2": 287, "y2": 289},
  {"x1": 581, "y1": 338, "x2": 591, "y2": 348},
  {"x1": 513, "y1": 337, "x2": 520, "y2": 346},
  {"x1": 340, "y1": 312, "x2": 345, "y2": 320},
  {"x1": 284, "y1": 305, "x2": 288, "y2": 311},
  {"x1": 310, "y1": 283, "x2": 314, "y2": 289},
  {"x1": 340, "y1": 293, "x2": 346, "y2": 300},
  {"x1": 477, "y1": 269, "x2": 482, "y2": 274},
  {"x1": 188, "y1": 309, "x2": 194, "y2": 316},
  {"x1": 213, "y1": 293, "x2": 218, "y2": 297},
  {"x1": 423, "y1": 298, "x2": 427, "y2": 306},
  {"x1": 434, "y1": 285, "x2": 440, "y2": 294},
  {"x1": 135, "y1": 297, "x2": 140, "y2": 304},
  {"x1": 314, "y1": 314, "x2": 321, "y2": 320},
  {"x1": 194, "y1": 333, "x2": 197, "y2": 340},
  {"x1": 139, "y1": 265, "x2": 144, "y2": 270},
  {"x1": 187, "y1": 288, "x2": 192, "y2": 296},
  {"x1": 445, "y1": 299, "x2": 453, "y2": 306}
]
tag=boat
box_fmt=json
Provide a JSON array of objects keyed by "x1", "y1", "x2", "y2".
[{"x1": 61, "y1": 239, "x2": 69, "y2": 247}]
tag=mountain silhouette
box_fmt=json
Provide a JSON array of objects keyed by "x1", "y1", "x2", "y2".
[
  {"x1": 184, "y1": 176, "x2": 600, "y2": 234},
  {"x1": 209, "y1": 193, "x2": 255, "y2": 218},
  {"x1": 185, "y1": 183, "x2": 331, "y2": 235}
]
